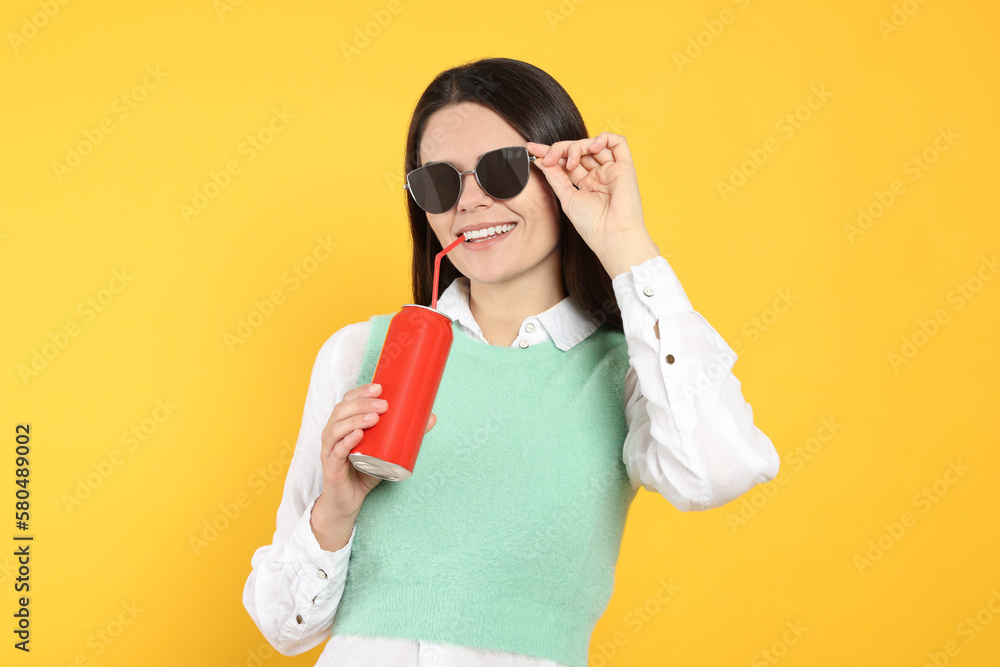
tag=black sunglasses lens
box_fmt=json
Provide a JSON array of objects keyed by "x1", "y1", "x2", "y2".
[
  {"x1": 478, "y1": 147, "x2": 529, "y2": 200},
  {"x1": 408, "y1": 163, "x2": 459, "y2": 214},
  {"x1": 407, "y1": 147, "x2": 530, "y2": 213}
]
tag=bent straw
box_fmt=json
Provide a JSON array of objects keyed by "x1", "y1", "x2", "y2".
[{"x1": 432, "y1": 234, "x2": 466, "y2": 311}]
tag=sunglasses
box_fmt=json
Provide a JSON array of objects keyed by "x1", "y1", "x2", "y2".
[{"x1": 404, "y1": 145, "x2": 538, "y2": 214}]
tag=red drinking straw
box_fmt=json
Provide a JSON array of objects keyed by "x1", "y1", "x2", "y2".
[{"x1": 432, "y1": 234, "x2": 466, "y2": 310}]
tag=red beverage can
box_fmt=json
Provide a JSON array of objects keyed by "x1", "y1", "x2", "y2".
[{"x1": 348, "y1": 304, "x2": 454, "y2": 481}]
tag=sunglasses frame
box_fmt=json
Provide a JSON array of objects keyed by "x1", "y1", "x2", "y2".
[{"x1": 404, "y1": 145, "x2": 538, "y2": 214}]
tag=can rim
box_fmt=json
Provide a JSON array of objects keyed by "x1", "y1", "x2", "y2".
[
  {"x1": 348, "y1": 453, "x2": 413, "y2": 482},
  {"x1": 402, "y1": 303, "x2": 454, "y2": 323}
]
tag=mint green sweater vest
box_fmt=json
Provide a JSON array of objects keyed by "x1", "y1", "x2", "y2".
[{"x1": 330, "y1": 312, "x2": 639, "y2": 667}]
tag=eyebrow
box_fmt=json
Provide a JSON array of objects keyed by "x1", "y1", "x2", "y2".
[
  {"x1": 420, "y1": 145, "x2": 521, "y2": 167},
  {"x1": 420, "y1": 152, "x2": 482, "y2": 166}
]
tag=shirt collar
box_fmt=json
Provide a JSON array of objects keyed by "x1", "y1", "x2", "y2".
[{"x1": 434, "y1": 276, "x2": 600, "y2": 351}]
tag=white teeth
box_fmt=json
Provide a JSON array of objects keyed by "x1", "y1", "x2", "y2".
[{"x1": 463, "y1": 223, "x2": 515, "y2": 241}]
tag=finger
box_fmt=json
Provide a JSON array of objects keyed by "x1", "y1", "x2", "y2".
[
  {"x1": 324, "y1": 410, "x2": 380, "y2": 461},
  {"x1": 566, "y1": 135, "x2": 610, "y2": 171},
  {"x1": 587, "y1": 133, "x2": 609, "y2": 154},
  {"x1": 532, "y1": 156, "x2": 582, "y2": 201},
  {"x1": 526, "y1": 141, "x2": 548, "y2": 158},
  {"x1": 540, "y1": 153, "x2": 595, "y2": 190},
  {"x1": 352, "y1": 382, "x2": 382, "y2": 400},
  {"x1": 332, "y1": 382, "x2": 381, "y2": 420},
  {"x1": 325, "y1": 421, "x2": 359, "y2": 462},
  {"x1": 571, "y1": 133, "x2": 626, "y2": 170},
  {"x1": 339, "y1": 387, "x2": 386, "y2": 426},
  {"x1": 563, "y1": 139, "x2": 611, "y2": 178},
  {"x1": 527, "y1": 141, "x2": 559, "y2": 166},
  {"x1": 577, "y1": 153, "x2": 602, "y2": 170},
  {"x1": 567, "y1": 142, "x2": 584, "y2": 171},
  {"x1": 537, "y1": 136, "x2": 623, "y2": 170},
  {"x1": 585, "y1": 144, "x2": 615, "y2": 166},
  {"x1": 426, "y1": 412, "x2": 437, "y2": 433},
  {"x1": 540, "y1": 139, "x2": 573, "y2": 167},
  {"x1": 333, "y1": 405, "x2": 382, "y2": 459},
  {"x1": 566, "y1": 137, "x2": 598, "y2": 171},
  {"x1": 599, "y1": 132, "x2": 633, "y2": 165},
  {"x1": 331, "y1": 428, "x2": 363, "y2": 461}
]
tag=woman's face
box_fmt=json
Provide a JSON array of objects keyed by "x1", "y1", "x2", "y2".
[{"x1": 419, "y1": 102, "x2": 562, "y2": 289}]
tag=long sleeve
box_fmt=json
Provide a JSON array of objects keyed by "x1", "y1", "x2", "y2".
[
  {"x1": 242, "y1": 322, "x2": 368, "y2": 655},
  {"x1": 612, "y1": 255, "x2": 780, "y2": 511}
]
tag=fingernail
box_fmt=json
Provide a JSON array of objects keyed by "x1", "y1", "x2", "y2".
[{"x1": 370, "y1": 384, "x2": 381, "y2": 393}]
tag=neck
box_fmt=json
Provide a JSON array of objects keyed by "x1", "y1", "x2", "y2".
[{"x1": 468, "y1": 262, "x2": 566, "y2": 347}]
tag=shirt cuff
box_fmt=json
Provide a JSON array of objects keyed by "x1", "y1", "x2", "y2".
[
  {"x1": 612, "y1": 255, "x2": 694, "y2": 335},
  {"x1": 287, "y1": 495, "x2": 355, "y2": 599},
  {"x1": 612, "y1": 254, "x2": 703, "y2": 434}
]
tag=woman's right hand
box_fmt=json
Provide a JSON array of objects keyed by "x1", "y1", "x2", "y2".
[{"x1": 313, "y1": 383, "x2": 436, "y2": 527}]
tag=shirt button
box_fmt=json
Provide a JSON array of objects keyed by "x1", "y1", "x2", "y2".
[
  {"x1": 643, "y1": 287, "x2": 654, "y2": 297},
  {"x1": 295, "y1": 614, "x2": 303, "y2": 624},
  {"x1": 317, "y1": 570, "x2": 327, "y2": 579},
  {"x1": 525, "y1": 322, "x2": 535, "y2": 333},
  {"x1": 666, "y1": 354, "x2": 675, "y2": 364},
  {"x1": 519, "y1": 340, "x2": 529, "y2": 348}
]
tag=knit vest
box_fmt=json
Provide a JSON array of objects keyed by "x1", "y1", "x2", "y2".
[{"x1": 329, "y1": 311, "x2": 639, "y2": 667}]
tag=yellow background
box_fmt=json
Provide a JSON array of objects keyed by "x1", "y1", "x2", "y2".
[{"x1": 2, "y1": 0, "x2": 998, "y2": 665}]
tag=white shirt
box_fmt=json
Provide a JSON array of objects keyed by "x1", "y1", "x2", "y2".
[{"x1": 243, "y1": 255, "x2": 780, "y2": 666}]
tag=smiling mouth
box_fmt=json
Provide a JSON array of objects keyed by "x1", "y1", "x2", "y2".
[{"x1": 462, "y1": 222, "x2": 517, "y2": 242}]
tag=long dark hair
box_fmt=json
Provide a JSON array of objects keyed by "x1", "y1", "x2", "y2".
[{"x1": 403, "y1": 57, "x2": 623, "y2": 333}]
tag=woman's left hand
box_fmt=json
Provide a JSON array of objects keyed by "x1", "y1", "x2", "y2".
[{"x1": 527, "y1": 132, "x2": 649, "y2": 259}]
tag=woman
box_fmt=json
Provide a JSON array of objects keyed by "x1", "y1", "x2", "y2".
[{"x1": 243, "y1": 57, "x2": 779, "y2": 667}]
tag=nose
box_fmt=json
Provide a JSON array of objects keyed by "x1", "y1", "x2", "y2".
[{"x1": 455, "y1": 169, "x2": 493, "y2": 212}]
